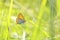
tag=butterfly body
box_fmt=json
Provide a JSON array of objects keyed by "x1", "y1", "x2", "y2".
[{"x1": 16, "y1": 13, "x2": 25, "y2": 24}]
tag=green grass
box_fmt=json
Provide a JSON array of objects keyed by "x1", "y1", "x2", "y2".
[{"x1": 0, "y1": 0, "x2": 60, "y2": 40}]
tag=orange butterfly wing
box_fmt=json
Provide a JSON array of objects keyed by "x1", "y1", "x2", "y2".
[
  {"x1": 18, "y1": 13, "x2": 24, "y2": 19},
  {"x1": 16, "y1": 13, "x2": 25, "y2": 24}
]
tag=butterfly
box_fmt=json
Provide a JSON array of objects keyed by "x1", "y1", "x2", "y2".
[{"x1": 16, "y1": 13, "x2": 25, "y2": 24}]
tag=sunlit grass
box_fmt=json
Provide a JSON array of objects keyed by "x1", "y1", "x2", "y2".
[{"x1": 0, "y1": 0, "x2": 60, "y2": 40}]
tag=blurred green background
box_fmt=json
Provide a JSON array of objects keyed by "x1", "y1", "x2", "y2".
[{"x1": 0, "y1": 0, "x2": 60, "y2": 40}]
